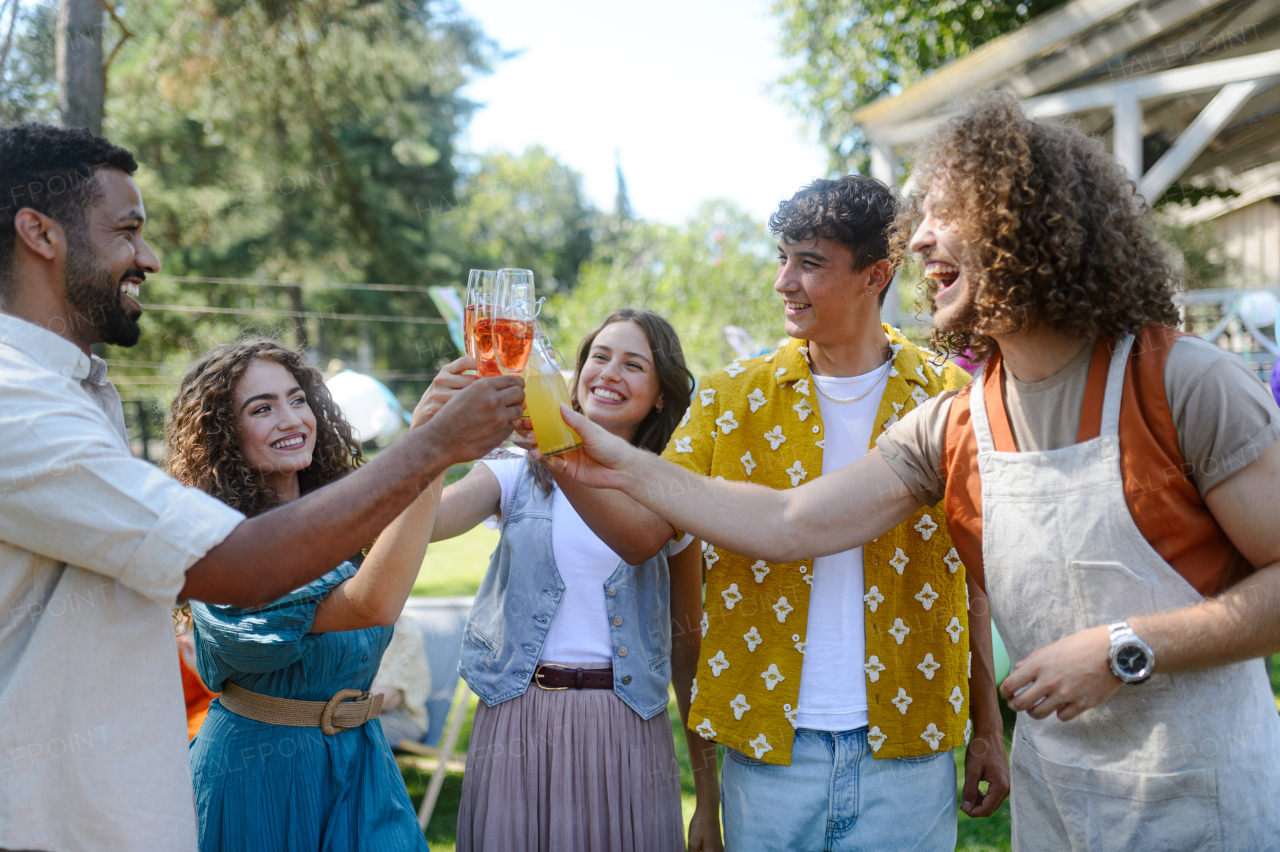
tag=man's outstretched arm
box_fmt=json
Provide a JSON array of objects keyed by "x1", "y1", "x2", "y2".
[
  {"x1": 545, "y1": 406, "x2": 921, "y2": 563},
  {"x1": 181, "y1": 377, "x2": 524, "y2": 607},
  {"x1": 548, "y1": 471, "x2": 675, "y2": 564}
]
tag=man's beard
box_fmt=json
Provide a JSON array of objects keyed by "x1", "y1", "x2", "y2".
[
  {"x1": 928, "y1": 271, "x2": 985, "y2": 338},
  {"x1": 63, "y1": 230, "x2": 142, "y2": 348}
]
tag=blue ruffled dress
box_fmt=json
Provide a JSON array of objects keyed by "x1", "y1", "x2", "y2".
[{"x1": 188, "y1": 562, "x2": 428, "y2": 852}]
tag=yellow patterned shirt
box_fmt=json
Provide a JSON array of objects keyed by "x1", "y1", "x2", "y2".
[{"x1": 662, "y1": 327, "x2": 972, "y2": 764}]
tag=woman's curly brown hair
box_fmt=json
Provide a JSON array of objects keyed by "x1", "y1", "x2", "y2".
[
  {"x1": 889, "y1": 93, "x2": 1180, "y2": 360},
  {"x1": 166, "y1": 337, "x2": 364, "y2": 518}
]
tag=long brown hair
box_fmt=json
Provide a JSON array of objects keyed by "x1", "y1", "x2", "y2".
[
  {"x1": 530, "y1": 308, "x2": 693, "y2": 494},
  {"x1": 889, "y1": 93, "x2": 1180, "y2": 360},
  {"x1": 166, "y1": 337, "x2": 364, "y2": 518}
]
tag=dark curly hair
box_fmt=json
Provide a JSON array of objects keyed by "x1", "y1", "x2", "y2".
[
  {"x1": 0, "y1": 123, "x2": 138, "y2": 304},
  {"x1": 890, "y1": 93, "x2": 1180, "y2": 359},
  {"x1": 166, "y1": 337, "x2": 364, "y2": 518},
  {"x1": 769, "y1": 175, "x2": 898, "y2": 305}
]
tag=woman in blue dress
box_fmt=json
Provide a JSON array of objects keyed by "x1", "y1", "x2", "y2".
[{"x1": 167, "y1": 337, "x2": 476, "y2": 851}]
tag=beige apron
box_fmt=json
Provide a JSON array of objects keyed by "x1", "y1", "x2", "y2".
[{"x1": 972, "y1": 334, "x2": 1280, "y2": 852}]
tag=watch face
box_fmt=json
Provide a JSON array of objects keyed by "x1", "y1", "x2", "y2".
[{"x1": 1116, "y1": 645, "x2": 1149, "y2": 677}]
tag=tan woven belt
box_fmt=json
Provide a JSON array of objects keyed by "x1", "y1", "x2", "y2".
[{"x1": 219, "y1": 681, "x2": 384, "y2": 736}]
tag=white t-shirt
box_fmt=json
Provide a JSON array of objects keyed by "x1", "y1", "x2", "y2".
[
  {"x1": 795, "y1": 364, "x2": 890, "y2": 732},
  {"x1": 482, "y1": 458, "x2": 694, "y2": 663}
]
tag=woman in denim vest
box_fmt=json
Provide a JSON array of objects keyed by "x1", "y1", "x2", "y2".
[{"x1": 431, "y1": 308, "x2": 719, "y2": 852}]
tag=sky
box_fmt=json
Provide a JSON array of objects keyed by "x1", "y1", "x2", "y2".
[{"x1": 458, "y1": 0, "x2": 832, "y2": 225}]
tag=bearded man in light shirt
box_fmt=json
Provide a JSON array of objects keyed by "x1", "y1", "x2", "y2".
[{"x1": 0, "y1": 123, "x2": 523, "y2": 852}]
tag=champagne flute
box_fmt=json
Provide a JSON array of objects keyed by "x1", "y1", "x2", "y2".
[
  {"x1": 474, "y1": 268, "x2": 536, "y2": 460},
  {"x1": 494, "y1": 268, "x2": 535, "y2": 376},
  {"x1": 466, "y1": 269, "x2": 500, "y2": 377}
]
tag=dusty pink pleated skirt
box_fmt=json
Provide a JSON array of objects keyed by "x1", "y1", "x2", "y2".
[{"x1": 456, "y1": 662, "x2": 685, "y2": 852}]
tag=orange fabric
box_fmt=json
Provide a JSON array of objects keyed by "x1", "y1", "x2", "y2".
[
  {"x1": 943, "y1": 383, "x2": 987, "y2": 590},
  {"x1": 944, "y1": 325, "x2": 1252, "y2": 598},
  {"x1": 179, "y1": 644, "x2": 218, "y2": 741},
  {"x1": 1075, "y1": 340, "x2": 1111, "y2": 444},
  {"x1": 983, "y1": 353, "x2": 1017, "y2": 452}
]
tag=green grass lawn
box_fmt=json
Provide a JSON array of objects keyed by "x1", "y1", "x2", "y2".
[
  {"x1": 411, "y1": 524, "x2": 499, "y2": 598},
  {"x1": 409, "y1": 463, "x2": 501, "y2": 598}
]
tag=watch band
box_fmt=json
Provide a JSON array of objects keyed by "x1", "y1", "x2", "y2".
[{"x1": 1107, "y1": 620, "x2": 1155, "y2": 684}]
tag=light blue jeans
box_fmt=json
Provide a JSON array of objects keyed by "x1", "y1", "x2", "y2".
[{"x1": 721, "y1": 727, "x2": 957, "y2": 852}]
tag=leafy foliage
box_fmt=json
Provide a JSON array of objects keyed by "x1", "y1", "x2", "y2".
[
  {"x1": 1155, "y1": 217, "x2": 1233, "y2": 291},
  {"x1": 547, "y1": 201, "x2": 782, "y2": 377},
  {"x1": 773, "y1": 0, "x2": 1066, "y2": 174},
  {"x1": 436, "y1": 147, "x2": 594, "y2": 296},
  {"x1": 99, "y1": 0, "x2": 496, "y2": 385},
  {"x1": 0, "y1": 1, "x2": 57, "y2": 125},
  {"x1": 2, "y1": 1, "x2": 590, "y2": 406}
]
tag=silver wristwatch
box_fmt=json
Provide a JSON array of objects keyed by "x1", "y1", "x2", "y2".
[{"x1": 1107, "y1": 621, "x2": 1155, "y2": 684}]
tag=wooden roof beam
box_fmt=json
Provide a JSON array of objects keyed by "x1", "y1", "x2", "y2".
[
  {"x1": 850, "y1": 0, "x2": 1146, "y2": 127},
  {"x1": 1140, "y1": 78, "x2": 1271, "y2": 197},
  {"x1": 1002, "y1": 0, "x2": 1230, "y2": 98},
  {"x1": 878, "y1": 46, "x2": 1280, "y2": 145}
]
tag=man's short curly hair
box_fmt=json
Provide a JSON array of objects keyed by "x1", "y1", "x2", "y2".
[
  {"x1": 890, "y1": 93, "x2": 1180, "y2": 359},
  {"x1": 770, "y1": 176, "x2": 897, "y2": 305},
  {"x1": 0, "y1": 123, "x2": 138, "y2": 304}
]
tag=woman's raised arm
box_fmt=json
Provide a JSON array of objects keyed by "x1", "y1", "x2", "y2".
[{"x1": 309, "y1": 356, "x2": 499, "y2": 632}]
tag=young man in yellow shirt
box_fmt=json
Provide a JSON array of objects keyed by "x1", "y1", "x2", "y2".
[{"x1": 551, "y1": 177, "x2": 1007, "y2": 851}]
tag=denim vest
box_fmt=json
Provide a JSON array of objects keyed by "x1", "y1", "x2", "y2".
[{"x1": 459, "y1": 462, "x2": 673, "y2": 719}]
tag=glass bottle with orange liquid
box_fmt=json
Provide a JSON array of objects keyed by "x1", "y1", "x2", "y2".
[{"x1": 524, "y1": 333, "x2": 581, "y2": 457}]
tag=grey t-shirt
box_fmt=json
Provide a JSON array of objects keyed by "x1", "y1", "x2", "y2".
[{"x1": 877, "y1": 336, "x2": 1280, "y2": 505}]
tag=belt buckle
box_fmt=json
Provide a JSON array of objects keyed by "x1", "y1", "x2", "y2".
[
  {"x1": 534, "y1": 663, "x2": 570, "y2": 691},
  {"x1": 320, "y1": 688, "x2": 365, "y2": 735}
]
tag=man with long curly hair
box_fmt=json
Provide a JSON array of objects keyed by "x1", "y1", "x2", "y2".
[
  {"x1": 548, "y1": 95, "x2": 1280, "y2": 850},
  {"x1": 0, "y1": 124, "x2": 524, "y2": 852}
]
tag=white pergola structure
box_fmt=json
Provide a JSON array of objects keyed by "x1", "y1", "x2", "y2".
[{"x1": 850, "y1": 0, "x2": 1280, "y2": 326}]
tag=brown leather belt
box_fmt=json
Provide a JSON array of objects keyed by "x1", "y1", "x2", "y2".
[
  {"x1": 533, "y1": 663, "x2": 614, "y2": 691},
  {"x1": 219, "y1": 681, "x2": 383, "y2": 735}
]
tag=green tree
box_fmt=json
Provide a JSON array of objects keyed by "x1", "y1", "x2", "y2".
[
  {"x1": 547, "y1": 201, "x2": 781, "y2": 377},
  {"x1": 1155, "y1": 217, "x2": 1233, "y2": 291},
  {"x1": 97, "y1": 0, "x2": 496, "y2": 391},
  {"x1": 435, "y1": 147, "x2": 594, "y2": 296},
  {"x1": 1, "y1": 0, "x2": 503, "y2": 413},
  {"x1": 0, "y1": 1, "x2": 57, "y2": 124},
  {"x1": 774, "y1": 0, "x2": 1066, "y2": 174}
]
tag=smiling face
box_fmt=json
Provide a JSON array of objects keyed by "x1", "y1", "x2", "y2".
[
  {"x1": 774, "y1": 236, "x2": 874, "y2": 345},
  {"x1": 62, "y1": 169, "x2": 159, "y2": 347},
  {"x1": 575, "y1": 320, "x2": 664, "y2": 443},
  {"x1": 908, "y1": 187, "x2": 976, "y2": 332},
  {"x1": 233, "y1": 359, "x2": 317, "y2": 498}
]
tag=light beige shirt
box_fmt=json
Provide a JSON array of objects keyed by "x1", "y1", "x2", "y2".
[
  {"x1": 374, "y1": 614, "x2": 432, "y2": 732},
  {"x1": 0, "y1": 314, "x2": 243, "y2": 852}
]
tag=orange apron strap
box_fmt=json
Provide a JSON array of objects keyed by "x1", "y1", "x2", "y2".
[
  {"x1": 983, "y1": 350, "x2": 1019, "y2": 453},
  {"x1": 1075, "y1": 338, "x2": 1112, "y2": 444}
]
